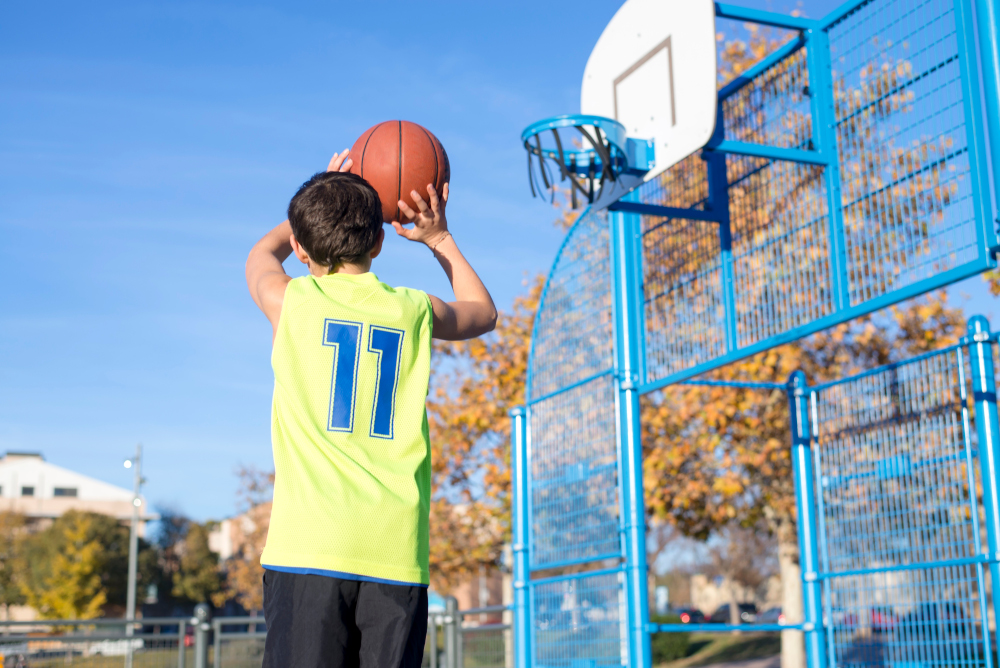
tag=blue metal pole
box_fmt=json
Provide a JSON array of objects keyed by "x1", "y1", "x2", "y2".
[
  {"x1": 714, "y1": 2, "x2": 819, "y2": 30},
  {"x1": 974, "y1": 0, "x2": 1000, "y2": 227},
  {"x1": 787, "y1": 371, "x2": 826, "y2": 668},
  {"x1": 966, "y1": 316, "x2": 1000, "y2": 632},
  {"x1": 706, "y1": 107, "x2": 738, "y2": 354},
  {"x1": 956, "y1": 0, "x2": 1000, "y2": 258},
  {"x1": 706, "y1": 140, "x2": 828, "y2": 165},
  {"x1": 804, "y1": 26, "x2": 849, "y2": 313},
  {"x1": 610, "y1": 197, "x2": 652, "y2": 668},
  {"x1": 509, "y1": 406, "x2": 530, "y2": 668}
]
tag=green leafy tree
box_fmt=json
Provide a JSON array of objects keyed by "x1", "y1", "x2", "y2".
[
  {"x1": 151, "y1": 507, "x2": 192, "y2": 606},
  {"x1": 172, "y1": 522, "x2": 223, "y2": 604},
  {"x1": 0, "y1": 512, "x2": 26, "y2": 618},
  {"x1": 22, "y1": 512, "x2": 106, "y2": 619},
  {"x1": 18, "y1": 511, "x2": 161, "y2": 617}
]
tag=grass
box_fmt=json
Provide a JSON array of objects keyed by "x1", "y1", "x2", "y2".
[
  {"x1": 11, "y1": 648, "x2": 188, "y2": 668},
  {"x1": 8, "y1": 641, "x2": 265, "y2": 668},
  {"x1": 656, "y1": 632, "x2": 782, "y2": 668}
]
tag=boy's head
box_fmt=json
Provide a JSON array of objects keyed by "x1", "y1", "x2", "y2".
[{"x1": 287, "y1": 171, "x2": 383, "y2": 271}]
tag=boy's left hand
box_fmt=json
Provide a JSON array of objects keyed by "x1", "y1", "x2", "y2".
[
  {"x1": 327, "y1": 149, "x2": 353, "y2": 173},
  {"x1": 393, "y1": 183, "x2": 450, "y2": 250}
]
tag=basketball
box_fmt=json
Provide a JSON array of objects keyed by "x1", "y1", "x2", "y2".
[{"x1": 349, "y1": 120, "x2": 450, "y2": 223}]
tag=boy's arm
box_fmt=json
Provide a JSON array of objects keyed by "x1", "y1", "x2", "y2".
[
  {"x1": 394, "y1": 184, "x2": 498, "y2": 341},
  {"x1": 245, "y1": 150, "x2": 353, "y2": 338},
  {"x1": 245, "y1": 219, "x2": 295, "y2": 336}
]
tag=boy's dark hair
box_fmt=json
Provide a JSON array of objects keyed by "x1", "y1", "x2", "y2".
[{"x1": 288, "y1": 171, "x2": 383, "y2": 269}]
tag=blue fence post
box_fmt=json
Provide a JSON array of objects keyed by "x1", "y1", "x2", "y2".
[
  {"x1": 509, "y1": 406, "x2": 530, "y2": 668},
  {"x1": 966, "y1": 316, "x2": 1000, "y2": 630},
  {"x1": 705, "y1": 105, "x2": 738, "y2": 354},
  {"x1": 974, "y1": 0, "x2": 1000, "y2": 226},
  {"x1": 610, "y1": 198, "x2": 652, "y2": 668},
  {"x1": 787, "y1": 371, "x2": 826, "y2": 668},
  {"x1": 805, "y1": 25, "x2": 849, "y2": 312},
  {"x1": 955, "y1": 0, "x2": 999, "y2": 259}
]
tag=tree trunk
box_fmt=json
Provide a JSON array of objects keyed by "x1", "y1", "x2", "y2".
[
  {"x1": 778, "y1": 520, "x2": 804, "y2": 668},
  {"x1": 728, "y1": 581, "x2": 742, "y2": 635}
]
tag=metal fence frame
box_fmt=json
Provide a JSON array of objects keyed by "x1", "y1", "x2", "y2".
[
  {"x1": 516, "y1": 319, "x2": 1000, "y2": 668},
  {"x1": 0, "y1": 600, "x2": 510, "y2": 668},
  {"x1": 514, "y1": 0, "x2": 1000, "y2": 666},
  {"x1": 0, "y1": 617, "x2": 189, "y2": 667}
]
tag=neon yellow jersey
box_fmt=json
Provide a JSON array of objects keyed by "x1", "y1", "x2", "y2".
[{"x1": 261, "y1": 272, "x2": 433, "y2": 586}]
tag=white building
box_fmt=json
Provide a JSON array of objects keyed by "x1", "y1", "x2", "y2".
[{"x1": 0, "y1": 452, "x2": 155, "y2": 534}]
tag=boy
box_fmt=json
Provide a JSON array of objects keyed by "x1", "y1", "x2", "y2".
[{"x1": 245, "y1": 150, "x2": 497, "y2": 667}]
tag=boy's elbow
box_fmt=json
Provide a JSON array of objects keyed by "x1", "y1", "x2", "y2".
[
  {"x1": 484, "y1": 307, "x2": 498, "y2": 333},
  {"x1": 245, "y1": 244, "x2": 260, "y2": 276}
]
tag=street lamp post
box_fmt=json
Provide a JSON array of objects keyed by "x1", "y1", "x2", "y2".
[{"x1": 124, "y1": 444, "x2": 143, "y2": 668}]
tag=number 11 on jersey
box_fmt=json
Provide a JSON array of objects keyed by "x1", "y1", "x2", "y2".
[{"x1": 323, "y1": 319, "x2": 404, "y2": 439}]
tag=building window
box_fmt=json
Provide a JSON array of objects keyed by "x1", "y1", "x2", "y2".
[
  {"x1": 21, "y1": 486, "x2": 34, "y2": 497},
  {"x1": 53, "y1": 487, "x2": 78, "y2": 497}
]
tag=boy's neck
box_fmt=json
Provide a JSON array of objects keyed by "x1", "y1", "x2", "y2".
[{"x1": 307, "y1": 257, "x2": 372, "y2": 277}]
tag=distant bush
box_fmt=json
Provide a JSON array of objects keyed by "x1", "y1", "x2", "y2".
[{"x1": 649, "y1": 614, "x2": 690, "y2": 664}]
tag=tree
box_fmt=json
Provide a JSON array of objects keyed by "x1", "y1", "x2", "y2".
[
  {"x1": 22, "y1": 512, "x2": 107, "y2": 619},
  {"x1": 706, "y1": 524, "x2": 779, "y2": 628},
  {"x1": 424, "y1": 188, "x2": 578, "y2": 591},
  {"x1": 633, "y1": 15, "x2": 967, "y2": 666},
  {"x1": 426, "y1": 279, "x2": 541, "y2": 591},
  {"x1": 0, "y1": 512, "x2": 26, "y2": 619},
  {"x1": 18, "y1": 510, "x2": 161, "y2": 618},
  {"x1": 215, "y1": 467, "x2": 273, "y2": 612},
  {"x1": 151, "y1": 506, "x2": 192, "y2": 604},
  {"x1": 422, "y1": 24, "x2": 967, "y2": 668},
  {"x1": 640, "y1": 289, "x2": 963, "y2": 667},
  {"x1": 172, "y1": 523, "x2": 223, "y2": 605}
]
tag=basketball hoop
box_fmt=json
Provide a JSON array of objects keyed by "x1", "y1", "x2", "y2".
[{"x1": 521, "y1": 114, "x2": 653, "y2": 210}]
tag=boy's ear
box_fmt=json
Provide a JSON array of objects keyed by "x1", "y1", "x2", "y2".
[
  {"x1": 369, "y1": 227, "x2": 386, "y2": 260},
  {"x1": 289, "y1": 234, "x2": 311, "y2": 265}
]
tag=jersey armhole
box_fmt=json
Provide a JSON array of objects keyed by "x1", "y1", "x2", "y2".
[{"x1": 271, "y1": 278, "x2": 302, "y2": 357}]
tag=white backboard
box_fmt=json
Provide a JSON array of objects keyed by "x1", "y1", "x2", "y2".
[{"x1": 581, "y1": 0, "x2": 717, "y2": 180}]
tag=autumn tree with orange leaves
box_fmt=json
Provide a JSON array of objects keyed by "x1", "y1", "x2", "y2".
[
  {"x1": 214, "y1": 467, "x2": 273, "y2": 612},
  {"x1": 425, "y1": 199, "x2": 577, "y2": 592},
  {"x1": 640, "y1": 18, "x2": 969, "y2": 665}
]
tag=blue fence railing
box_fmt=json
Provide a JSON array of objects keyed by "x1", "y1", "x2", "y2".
[{"x1": 514, "y1": 0, "x2": 1000, "y2": 666}]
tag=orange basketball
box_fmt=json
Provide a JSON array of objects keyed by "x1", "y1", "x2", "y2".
[{"x1": 348, "y1": 120, "x2": 450, "y2": 223}]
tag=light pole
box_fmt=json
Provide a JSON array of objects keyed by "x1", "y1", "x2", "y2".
[{"x1": 124, "y1": 444, "x2": 143, "y2": 668}]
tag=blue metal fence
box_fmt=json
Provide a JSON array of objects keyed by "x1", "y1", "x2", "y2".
[
  {"x1": 512, "y1": 0, "x2": 1000, "y2": 666},
  {"x1": 527, "y1": 209, "x2": 614, "y2": 403},
  {"x1": 529, "y1": 374, "x2": 620, "y2": 570},
  {"x1": 810, "y1": 343, "x2": 993, "y2": 668},
  {"x1": 632, "y1": 0, "x2": 998, "y2": 393},
  {"x1": 532, "y1": 569, "x2": 627, "y2": 668}
]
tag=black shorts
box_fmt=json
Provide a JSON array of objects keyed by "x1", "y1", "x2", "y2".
[{"x1": 262, "y1": 569, "x2": 428, "y2": 668}]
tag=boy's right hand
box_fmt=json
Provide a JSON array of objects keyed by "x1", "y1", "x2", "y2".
[{"x1": 393, "y1": 184, "x2": 450, "y2": 251}]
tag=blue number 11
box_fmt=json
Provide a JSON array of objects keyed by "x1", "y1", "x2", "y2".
[{"x1": 323, "y1": 319, "x2": 403, "y2": 439}]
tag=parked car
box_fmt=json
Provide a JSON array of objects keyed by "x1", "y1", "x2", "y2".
[
  {"x1": 709, "y1": 603, "x2": 758, "y2": 624},
  {"x1": 827, "y1": 608, "x2": 859, "y2": 628},
  {"x1": 675, "y1": 607, "x2": 705, "y2": 624},
  {"x1": 870, "y1": 606, "x2": 898, "y2": 634},
  {"x1": 757, "y1": 606, "x2": 785, "y2": 625},
  {"x1": 896, "y1": 602, "x2": 968, "y2": 639},
  {"x1": 89, "y1": 639, "x2": 144, "y2": 656}
]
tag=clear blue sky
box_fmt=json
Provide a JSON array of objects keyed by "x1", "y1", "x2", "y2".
[{"x1": 2, "y1": 0, "x2": 995, "y2": 521}]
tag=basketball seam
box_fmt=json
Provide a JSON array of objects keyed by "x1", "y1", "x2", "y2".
[
  {"x1": 396, "y1": 121, "x2": 402, "y2": 223},
  {"x1": 419, "y1": 126, "x2": 438, "y2": 191},
  {"x1": 359, "y1": 125, "x2": 377, "y2": 178}
]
